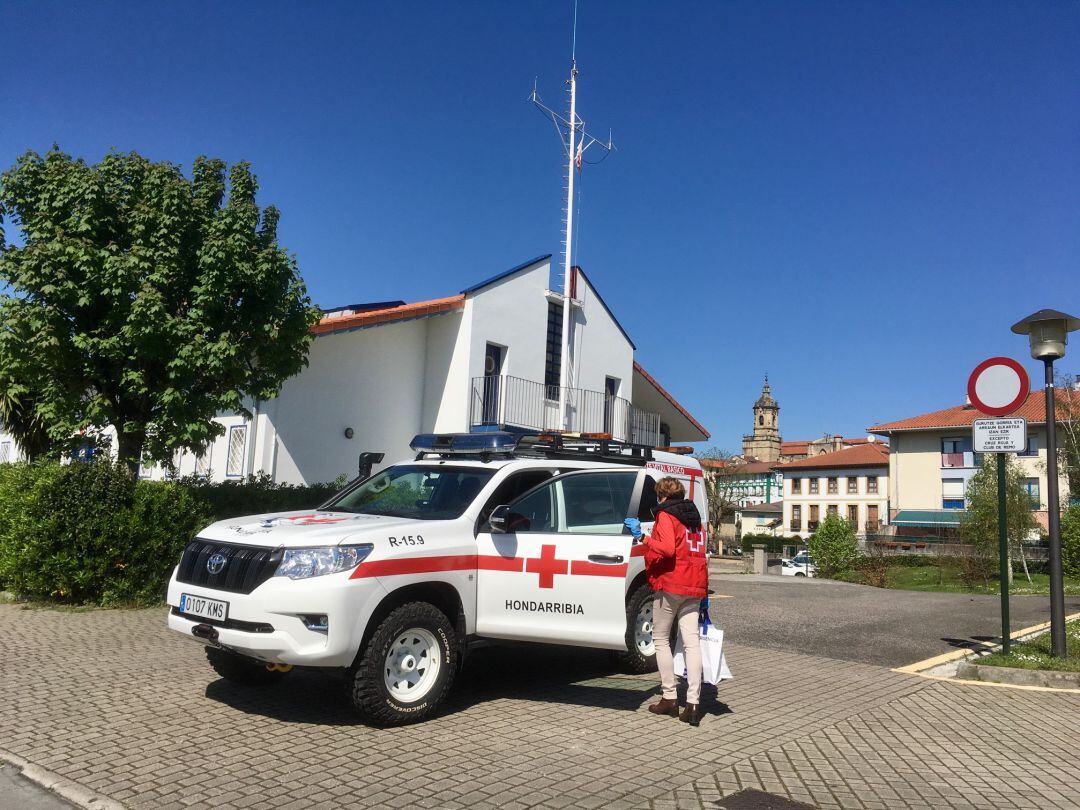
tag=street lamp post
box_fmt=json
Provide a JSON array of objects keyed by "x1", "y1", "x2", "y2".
[{"x1": 1011, "y1": 308, "x2": 1080, "y2": 657}]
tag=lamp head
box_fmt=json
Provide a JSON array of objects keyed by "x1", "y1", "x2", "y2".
[{"x1": 1011, "y1": 309, "x2": 1080, "y2": 361}]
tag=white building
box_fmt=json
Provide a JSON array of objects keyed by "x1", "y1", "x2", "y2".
[
  {"x1": 777, "y1": 442, "x2": 890, "y2": 540},
  {"x1": 2, "y1": 255, "x2": 709, "y2": 483}
]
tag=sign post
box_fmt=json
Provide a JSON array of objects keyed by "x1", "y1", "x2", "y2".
[{"x1": 968, "y1": 358, "x2": 1030, "y2": 656}]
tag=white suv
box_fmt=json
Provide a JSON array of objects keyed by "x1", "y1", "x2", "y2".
[{"x1": 167, "y1": 433, "x2": 709, "y2": 725}]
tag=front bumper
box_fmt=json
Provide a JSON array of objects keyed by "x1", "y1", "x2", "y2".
[{"x1": 166, "y1": 567, "x2": 386, "y2": 668}]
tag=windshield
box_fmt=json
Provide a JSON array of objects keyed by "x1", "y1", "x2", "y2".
[{"x1": 327, "y1": 465, "x2": 494, "y2": 520}]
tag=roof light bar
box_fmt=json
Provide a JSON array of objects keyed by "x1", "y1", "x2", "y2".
[{"x1": 410, "y1": 432, "x2": 519, "y2": 455}]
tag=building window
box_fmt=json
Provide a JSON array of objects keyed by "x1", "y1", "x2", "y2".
[
  {"x1": 941, "y1": 437, "x2": 969, "y2": 468},
  {"x1": 847, "y1": 504, "x2": 859, "y2": 527},
  {"x1": 809, "y1": 478, "x2": 820, "y2": 494},
  {"x1": 1023, "y1": 478, "x2": 1040, "y2": 509},
  {"x1": 867, "y1": 476, "x2": 878, "y2": 494},
  {"x1": 0, "y1": 441, "x2": 10, "y2": 464},
  {"x1": 942, "y1": 477, "x2": 965, "y2": 510},
  {"x1": 847, "y1": 477, "x2": 858, "y2": 494},
  {"x1": 791, "y1": 505, "x2": 802, "y2": 531},
  {"x1": 195, "y1": 447, "x2": 211, "y2": 477},
  {"x1": 826, "y1": 504, "x2": 838, "y2": 517},
  {"x1": 791, "y1": 478, "x2": 801, "y2": 494},
  {"x1": 867, "y1": 504, "x2": 880, "y2": 533},
  {"x1": 137, "y1": 449, "x2": 153, "y2": 479},
  {"x1": 808, "y1": 505, "x2": 820, "y2": 531},
  {"x1": 544, "y1": 301, "x2": 563, "y2": 400},
  {"x1": 1018, "y1": 435, "x2": 1039, "y2": 458},
  {"x1": 827, "y1": 477, "x2": 838, "y2": 494},
  {"x1": 226, "y1": 425, "x2": 248, "y2": 478}
]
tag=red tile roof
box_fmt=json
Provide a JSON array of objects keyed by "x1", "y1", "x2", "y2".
[
  {"x1": 313, "y1": 295, "x2": 465, "y2": 335},
  {"x1": 633, "y1": 361, "x2": 710, "y2": 439},
  {"x1": 776, "y1": 442, "x2": 889, "y2": 471},
  {"x1": 700, "y1": 459, "x2": 776, "y2": 475},
  {"x1": 868, "y1": 392, "x2": 1072, "y2": 433},
  {"x1": 781, "y1": 441, "x2": 810, "y2": 455}
]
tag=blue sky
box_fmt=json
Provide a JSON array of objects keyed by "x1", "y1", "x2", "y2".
[{"x1": 2, "y1": 1, "x2": 1078, "y2": 451}]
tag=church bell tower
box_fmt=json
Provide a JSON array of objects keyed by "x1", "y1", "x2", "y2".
[{"x1": 742, "y1": 377, "x2": 782, "y2": 462}]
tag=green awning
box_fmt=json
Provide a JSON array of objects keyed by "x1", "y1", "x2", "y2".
[{"x1": 892, "y1": 509, "x2": 966, "y2": 527}]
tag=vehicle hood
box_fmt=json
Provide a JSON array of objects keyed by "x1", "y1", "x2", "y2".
[{"x1": 197, "y1": 510, "x2": 434, "y2": 549}]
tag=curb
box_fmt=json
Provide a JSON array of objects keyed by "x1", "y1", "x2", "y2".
[
  {"x1": 0, "y1": 749, "x2": 126, "y2": 810},
  {"x1": 891, "y1": 610, "x2": 1080, "y2": 694}
]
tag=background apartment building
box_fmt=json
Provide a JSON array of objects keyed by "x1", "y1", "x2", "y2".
[
  {"x1": 869, "y1": 393, "x2": 1068, "y2": 534},
  {"x1": 777, "y1": 442, "x2": 890, "y2": 540}
]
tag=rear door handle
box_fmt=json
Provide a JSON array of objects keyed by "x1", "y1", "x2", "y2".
[{"x1": 588, "y1": 554, "x2": 624, "y2": 564}]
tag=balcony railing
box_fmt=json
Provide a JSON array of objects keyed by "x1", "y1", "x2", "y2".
[{"x1": 470, "y1": 375, "x2": 662, "y2": 447}]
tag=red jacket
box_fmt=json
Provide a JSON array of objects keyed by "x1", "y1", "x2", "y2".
[{"x1": 643, "y1": 503, "x2": 708, "y2": 598}]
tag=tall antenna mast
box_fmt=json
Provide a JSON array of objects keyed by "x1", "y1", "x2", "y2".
[{"x1": 530, "y1": 0, "x2": 614, "y2": 430}]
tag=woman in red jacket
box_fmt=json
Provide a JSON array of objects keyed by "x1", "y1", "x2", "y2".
[{"x1": 638, "y1": 476, "x2": 708, "y2": 726}]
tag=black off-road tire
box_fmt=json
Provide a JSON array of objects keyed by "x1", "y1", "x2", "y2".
[
  {"x1": 614, "y1": 583, "x2": 658, "y2": 674},
  {"x1": 205, "y1": 646, "x2": 286, "y2": 686},
  {"x1": 348, "y1": 601, "x2": 458, "y2": 727}
]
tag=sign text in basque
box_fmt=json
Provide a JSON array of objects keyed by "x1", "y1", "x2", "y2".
[{"x1": 973, "y1": 417, "x2": 1027, "y2": 454}]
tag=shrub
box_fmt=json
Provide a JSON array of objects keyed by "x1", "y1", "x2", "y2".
[
  {"x1": 807, "y1": 514, "x2": 859, "y2": 578},
  {"x1": 0, "y1": 459, "x2": 212, "y2": 605},
  {"x1": 740, "y1": 534, "x2": 792, "y2": 555},
  {"x1": 179, "y1": 472, "x2": 347, "y2": 522},
  {"x1": 1063, "y1": 506, "x2": 1080, "y2": 579}
]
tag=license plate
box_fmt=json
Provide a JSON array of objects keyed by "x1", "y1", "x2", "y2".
[{"x1": 179, "y1": 593, "x2": 229, "y2": 622}]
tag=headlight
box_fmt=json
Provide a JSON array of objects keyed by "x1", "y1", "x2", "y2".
[{"x1": 274, "y1": 544, "x2": 374, "y2": 580}]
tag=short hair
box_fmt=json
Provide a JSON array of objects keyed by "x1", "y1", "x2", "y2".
[{"x1": 655, "y1": 476, "x2": 685, "y2": 501}]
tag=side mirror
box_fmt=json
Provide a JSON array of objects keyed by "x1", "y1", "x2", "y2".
[
  {"x1": 358, "y1": 451, "x2": 384, "y2": 480},
  {"x1": 489, "y1": 504, "x2": 510, "y2": 534}
]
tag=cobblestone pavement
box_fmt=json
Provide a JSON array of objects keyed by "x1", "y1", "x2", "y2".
[{"x1": 1, "y1": 603, "x2": 1077, "y2": 810}]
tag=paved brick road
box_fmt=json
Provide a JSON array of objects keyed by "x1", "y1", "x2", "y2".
[{"x1": 1, "y1": 602, "x2": 1077, "y2": 810}]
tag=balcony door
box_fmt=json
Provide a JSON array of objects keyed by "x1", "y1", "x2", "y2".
[
  {"x1": 603, "y1": 376, "x2": 619, "y2": 437},
  {"x1": 481, "y1": 343, "x2": 505, "y2": 426}
]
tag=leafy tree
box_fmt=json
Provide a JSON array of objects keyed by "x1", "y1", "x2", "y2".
[
  {"x1": 1054, "y1": 373, "x2": 1080, "y2": 499},
  {"x1": 961, "y1": 454, "x2": 1039, "y2": 585},
  {"x1": 0, "y1": 389, "x2": 52, "y2": 460},
  {"x1": 1061, "y1": 505, "x2": 1080, "y2": 579},
  {"x1": 807, "y1": 513, "x2": 858, "y2": 578},
  {"x1": 0, "y1": 148, "x2": 320, "y2": 470}
]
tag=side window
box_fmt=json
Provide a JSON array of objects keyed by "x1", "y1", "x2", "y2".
[
  {"x1": 478, "y1": 470, "x2": 555, "y2": 529},
  {"x1": 507, "y1": 481, "x2": 558, "y2": 533},
  {"x1": 637, "y1": 475, "x2": 659, "y2": 521},
  {"x1": 560, "y1": 472, "x2": 636, "y2": 534}
]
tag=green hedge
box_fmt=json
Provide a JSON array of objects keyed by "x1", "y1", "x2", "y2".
[
  {"x1": 0, "y1": 461, "x2": 348, "y2": 606},
  {"x1": 181, "y1": 472, "x2": 346, "y2": 522},
  {"x1": 0, "y1": 460, "x2": 213, "y2": 605},
  {"x1": 740, "y1": 534, "x2": 797, "y2": 554}
]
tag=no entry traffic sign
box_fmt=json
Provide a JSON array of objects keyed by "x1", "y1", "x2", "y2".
[{"x1": 967, "y1": 357, "x2": 1030, "y2": 417}]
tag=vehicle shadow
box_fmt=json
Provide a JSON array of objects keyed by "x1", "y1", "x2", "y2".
[
  {"x1": 940, "y1": 635, "x2": 1000, "y2": 652},
  {"x1": 203, "y1": 644, "x2": 732, "y2": 725}
]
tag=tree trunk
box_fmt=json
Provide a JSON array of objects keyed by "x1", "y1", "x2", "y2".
[
  {"x1": 1018, "y1": 543, "x2": 1032, "y2": 585},
  {"x1": 114, "y1": 428, "x2": 145, "y2": 476}
]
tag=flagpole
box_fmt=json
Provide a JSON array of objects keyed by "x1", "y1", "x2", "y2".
[{"x1": 558, "y1": 59, "x2": 578, "y2": 431}]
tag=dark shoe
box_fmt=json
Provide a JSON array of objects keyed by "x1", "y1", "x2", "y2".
[
  {"x1": 679, "y1": 703, "x2": 700, "y2": 726},
  {"x1": 648, "y1": 698, "x2": 679, "y2": 717}
]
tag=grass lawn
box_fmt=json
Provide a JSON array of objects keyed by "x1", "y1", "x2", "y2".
[
  {"x1": 976, "y1": 620, "x2": 1080, "y2": 672},
  {"x1": 836, "y1": 565, "x2": 1080, "y2": 596}
]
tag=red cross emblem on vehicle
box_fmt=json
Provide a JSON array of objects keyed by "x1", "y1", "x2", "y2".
[{"x1": 525, "y1": 544, "x2": 569, "y2": 589}]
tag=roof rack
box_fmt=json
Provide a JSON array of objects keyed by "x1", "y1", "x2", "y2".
[{"x1": 410, "y1": 432, "x2": 654, "y2": 466}]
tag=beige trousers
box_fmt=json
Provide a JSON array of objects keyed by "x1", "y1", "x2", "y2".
[{"x1": 652, "y1": 591, "x2": 702, "y2": 704}]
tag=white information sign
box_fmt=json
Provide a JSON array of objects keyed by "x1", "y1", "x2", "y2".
[{"x1": 973, "y1": 418, "x2": 1027, "y2": 453}]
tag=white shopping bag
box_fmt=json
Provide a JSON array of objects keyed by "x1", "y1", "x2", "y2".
[{"x1": 673, "y1": 611, "x2": 733, "y2": 686}]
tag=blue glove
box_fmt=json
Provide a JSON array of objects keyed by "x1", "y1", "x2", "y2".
[{"x1": 623, "y1": 517, "x2": 643, "y2": 539}]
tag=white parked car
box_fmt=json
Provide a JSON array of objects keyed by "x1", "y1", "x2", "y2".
[
  {"x1": 780, "y1": 553, "x2": 815, "y2": 577},
  {"x1": 167, "y1": 432, "x2": 709, "y2": 725}
]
